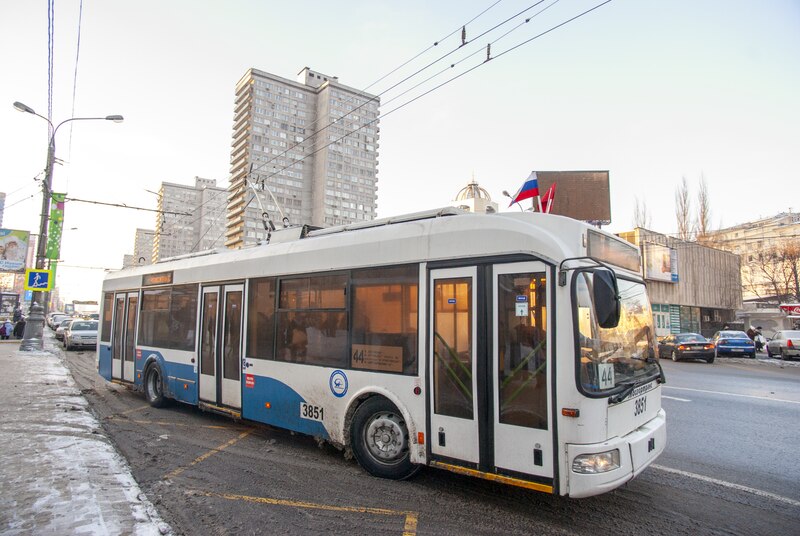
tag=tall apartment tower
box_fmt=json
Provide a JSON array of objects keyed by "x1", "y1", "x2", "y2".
[
  {"x1": 153, "y1": 177, "x2": 228, "y2": 261},
  {"x1": 225, "y1": 67, "x2": 380, "y2": 248},
  {"x1": 122, "y1": 228, "x2": 155, "y2": 268},
  {"x1": 0, "y1": 192, "x2": 6, "y2": 227}
]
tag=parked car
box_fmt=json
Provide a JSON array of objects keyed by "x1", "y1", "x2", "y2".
[
  {"x1": 47, "y1": 312, "x2": 67, "y2": 329},
  {"x1": 49, "y1": 313, "x2": 72, "y2": 330},
  {"x1": 63, "y1": 320, "x2": 99, "y2": 351},
  {"x1": 658, "y1": 333, "x2": 715, "y2": 363},
  {"x1": 54, "y1": 318, "x2": 74, "y2": 341},
  {"x1": 710, "y1": 330, "x2": 756, "y2": 358},
  {"x1": 766, "y1": 330, "x2": 800, "y2": 360}
]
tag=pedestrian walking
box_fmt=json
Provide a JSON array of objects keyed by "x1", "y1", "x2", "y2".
[
  {"x1": 0, "y1": 319, "x2": 12, "y2": 340},
  {"x1": 13, "y1": 318, "x2": 25, "y2": 339}
]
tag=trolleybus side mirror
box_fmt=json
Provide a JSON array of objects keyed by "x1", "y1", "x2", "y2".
[{"x1": 593, "y1": 269, "x2": 621, "y2": 329}]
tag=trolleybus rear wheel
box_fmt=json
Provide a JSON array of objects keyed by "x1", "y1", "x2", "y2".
[
  {"x1": 145, "y1": 364, "x2": 167, "y2": 408},
  {"x1": 351, "y1": 397, "x2": 419, "y2": 480}
]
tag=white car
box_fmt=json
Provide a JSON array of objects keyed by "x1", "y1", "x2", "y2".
[
  {"x1": 63, "y1": 320, "x2": 99, "y2": 351},
  {"x1": 47, "y1": 312, "x2": 68, "y2": 329},
  {"x1": 54, "y1": 318, "x2": 74, "y2": 341},
  {"x1": 766, "y1": 330, "x2": 800, "y2": 359}
]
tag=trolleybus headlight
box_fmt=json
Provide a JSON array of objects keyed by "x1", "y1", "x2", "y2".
[{"x1": 572, "y1": 449, "x2": 620, "y2": 474}]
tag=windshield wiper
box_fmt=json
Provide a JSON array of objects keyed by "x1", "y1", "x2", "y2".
[{"x1": 609, "y1": 381, "x2": 638, "y2": 404}]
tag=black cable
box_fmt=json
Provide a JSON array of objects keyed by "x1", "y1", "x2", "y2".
[
  {"x1": 65, "y1": 197, "x2": 192, "y2": 216},
  {"x1": 249, "y1": 0, "x2": 531, "y2": 179},
  {"x1": 251, "y1": 0, "x2": 616, "y2": 204}
]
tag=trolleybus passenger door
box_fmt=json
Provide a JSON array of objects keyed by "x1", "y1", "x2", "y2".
[
  {"x1": 199, "y1": 284, "x2": 244, "y2": 409},
  {"x1": 492, "y1": 262, "x2": 553, "y2": 479},
  {"x1": 112, "y1": 292, "x2": 137, "y2": 382},
  {"x1": 220, "y1": 284, "x2": 244, "y2": 409},
  {"x1": 429, "y1": 267, "x2": 479, "y2": 464},
  {"x1": 199, "y1": 286, "x2": 219, "y2": 404}
]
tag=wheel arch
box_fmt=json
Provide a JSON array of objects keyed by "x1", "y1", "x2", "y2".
[
  {"x1": 141, "y1": 352, "x2": 174, "y2": 399},
  {"x1": 342, "y1": 386, "x2": 421, "y2": 461}
]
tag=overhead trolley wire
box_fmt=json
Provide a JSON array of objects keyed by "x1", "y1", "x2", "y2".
[
  {"x1": 65, "y1": 0, "x2": 85, "y2": 192},
  {"x1": 65, "y1": 196, "x2": 192, "y2": 216},
  {"x1": 248, "y1": 0, "x2": 518, "y2": 179},
  {"x1": 251, "y1": 0, "x2": 616, "y2": 197},
  {"x1": 243, "y1": 1, "x2": 550, "y2": 214},
  {"x1": 380, "y1": 0, "x2": 563, "y2": 110}
]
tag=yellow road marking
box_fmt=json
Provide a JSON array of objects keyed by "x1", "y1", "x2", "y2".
[
  {"x1": 195, "y1": 490, "x2": 418, "y2": 535},
  {"x1": 128, "y1": 419, "x2": 233, "y2": 430},
  {"x1": 164, "y1": 429, "x2": 253, "y2": 479},
  {"x1": 118, "y1": 404, "x2": 150, "y2": 416}
]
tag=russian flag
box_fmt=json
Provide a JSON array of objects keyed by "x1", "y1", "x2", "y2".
[{"x1": 509, "y1": 171, "x2": 540, "y2": 207}]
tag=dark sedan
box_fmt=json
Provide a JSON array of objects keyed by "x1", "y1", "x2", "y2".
[
  {"x1": 658, "y1": 333, "x2": 715, "y2": 363},
  {"x1": 710, "y1": 330, "x2": 756, "y2": 358}
]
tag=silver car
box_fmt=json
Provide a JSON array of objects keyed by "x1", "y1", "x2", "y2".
[
  {"x1": 766, "y1": 330, "x2": 800, "y2": 359},
  {"x1": 54, "y1": 318, "x2": 74, "y2": 341},
  {"x1": 63, "y1": 320, "x2": 99, "y2": 351}
]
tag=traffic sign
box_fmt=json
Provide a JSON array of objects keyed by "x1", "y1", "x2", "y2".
[{"x1": 24, "y1": 269, "x2": 53, "y2": 291}]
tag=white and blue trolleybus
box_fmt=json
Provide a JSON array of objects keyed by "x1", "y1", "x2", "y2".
[{"x1": 98, "y1": 208, "x2": 665, "y2": 498}]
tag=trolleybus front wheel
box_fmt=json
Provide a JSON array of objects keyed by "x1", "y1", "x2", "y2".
[
  {"x1": 351, "y1": 397, "x2": 419, "y2": 480},
  {"x1": 144, "y1": 364, "x2": 168, "y2": 408}
]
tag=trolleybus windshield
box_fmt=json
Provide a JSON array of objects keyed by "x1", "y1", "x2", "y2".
[{"x1": 575, "y1": 272, "x2": 660, "y2": 395}]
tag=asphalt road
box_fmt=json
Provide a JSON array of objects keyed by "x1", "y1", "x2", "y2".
[
  {"x1": 658, "y1": 355, "x2": 800, "y2": 502},
  {"x1": 63, "y1": 344, "x2": 800, "y2": 535}
]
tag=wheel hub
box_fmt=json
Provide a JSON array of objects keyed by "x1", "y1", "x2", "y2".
[{"x1": 365, "y1": 412, "x2": 407, "y2": 462}]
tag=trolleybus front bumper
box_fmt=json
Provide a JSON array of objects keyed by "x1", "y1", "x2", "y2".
[{"x1": 566, "y1": 409, "x2": 666, "y2": 498}]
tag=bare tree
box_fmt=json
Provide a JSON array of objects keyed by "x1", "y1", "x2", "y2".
[
  {"x1": 633, "y1": 196, "x2": 652, "y2": 229},
  {"x1": 675, "y1": 176, "x2": 692, "y2": 241},
  {"x1": 743, "y1": 241, "x2": 800, "y2": 302},
  {"x1": 695, "y1": 173, "x2": 712, "y2": 244}
]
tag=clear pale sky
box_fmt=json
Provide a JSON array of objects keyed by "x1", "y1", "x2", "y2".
[{"x1": 1, "y1": 0, "x2": 798, "y2": 303}]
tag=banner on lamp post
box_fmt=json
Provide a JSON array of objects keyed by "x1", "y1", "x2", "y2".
[{"x1": 45, "y1": 193, "x2": 66, "y2": 260}]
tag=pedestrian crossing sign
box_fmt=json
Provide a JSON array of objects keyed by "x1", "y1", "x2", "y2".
[{"x1": 24, "y1": 269, "x2": 53, "y2": 291}]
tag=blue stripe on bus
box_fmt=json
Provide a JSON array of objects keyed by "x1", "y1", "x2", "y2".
[
  {"x1": 243, "y1": 376, "x2": 330, "y2": 440},
  {"x1": 137, "y1": 351, "x2": 198, "y2": 405},
  {"x1": 98, "y1": 344, "x2": 112, "y2": 380}
]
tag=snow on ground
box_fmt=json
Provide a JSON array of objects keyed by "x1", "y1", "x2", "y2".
[{"x1": 0, "y1": 342, "x2": 170, "y2": 535}]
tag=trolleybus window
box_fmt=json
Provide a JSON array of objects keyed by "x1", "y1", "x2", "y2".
[
  {"x1": 433, "y1": 278, "x2": 473, "y2": 419},
  {"x1": 575, "y1": 273, "x2": 659, "y2": 394},
  {"x1": 276, "y1": 275, "x2": 347, "y2": 366},
  {"x1": 497, "y1": 272, "x2": 547, "y2": 430},
  {"x1": 138, "y1": 284, "x2": 198, "y2": 351},
  {"x1": 246, "y1": 277, "x2": 276, "y2": 359},
  {"x1": 101, "y1": 292, "x2": 113, "y2": 340},
  {"x1": 351, "y1": 265, "x2": 418, "y2": 375}
]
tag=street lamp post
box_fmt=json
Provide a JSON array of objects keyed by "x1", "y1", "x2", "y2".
[{"x1": 14, "y1": 101, "x2": 123, "y2": 351}]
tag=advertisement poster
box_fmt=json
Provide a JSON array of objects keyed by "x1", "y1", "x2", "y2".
[
  {"x1": 0, "y1": 229, "x2": 30, "y2": 273},
  {"x1": 643, "y1": 242, "x2": 675, "y2": 283}
]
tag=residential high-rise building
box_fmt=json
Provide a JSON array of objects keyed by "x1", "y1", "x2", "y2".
[
  {"x1": 153, "y1": 177, "x2": 227, "y2": 261},
  {"x1": 225, "y1": 67, "x2": 380, "y2": 249},
  {"x1": 0, "y1": 192, "x2": 6, "y2": 227},
  {"x1": 133, "y1": 228, "x2": 156, "y2": 265}
]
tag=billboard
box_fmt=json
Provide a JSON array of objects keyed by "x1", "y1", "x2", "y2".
[
  {"x1": 643, "y1": 242, "x2": 678, "y2": 283},
  {"x1": 535, "y1": 171, "x2": 611, "y2": 224},
  {"x1": 0, "y1": 229, "x2": 30, "y2": 274}
]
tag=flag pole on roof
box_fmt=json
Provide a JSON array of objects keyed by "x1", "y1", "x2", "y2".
[
  {"x1": 508, "y1": 171, "x2": 541, "y2": 210},
  {"x1": 541, "y1": 182, "x2": 557, "y2": 214}
]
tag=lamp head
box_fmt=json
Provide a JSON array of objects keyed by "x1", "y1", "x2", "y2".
[
  {"x1": 105, "y1": 115, "x2": 124, "y2": 123},
  {"x1": 13, "y1": 101, "x2": 36, "y2": 114}
]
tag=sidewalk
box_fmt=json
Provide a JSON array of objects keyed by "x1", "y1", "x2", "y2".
[{"x1": 0, "y1": 339, "x2": 170, "y2": 535}]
